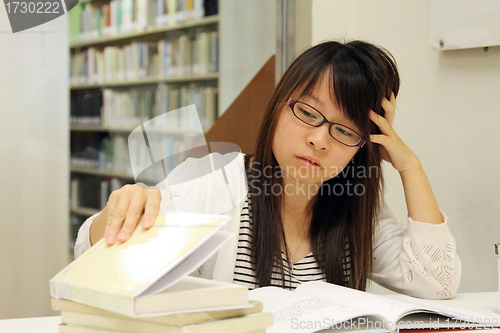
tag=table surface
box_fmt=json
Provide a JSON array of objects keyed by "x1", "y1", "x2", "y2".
[
  {"x1": 0, "y1": 292, "x2": 498, "y2": 333},
  {"x1": 0, "y1": 316, "x2": 61, "y2": 333}
]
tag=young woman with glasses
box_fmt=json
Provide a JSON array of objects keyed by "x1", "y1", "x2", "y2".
[{"x1": 75, "y1": 40, "x2": 461, "y2": 298}]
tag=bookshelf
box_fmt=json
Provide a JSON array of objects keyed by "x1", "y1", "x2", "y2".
[
  {"x1": 70, "y1": 72, "x2": 218, "y2": 89},
  {"x1": 68, "y1": 0, "x2": 220, "y2": 251},
  {"x1": 69, "y1": 15, "x2": 220, "y2": 48}
]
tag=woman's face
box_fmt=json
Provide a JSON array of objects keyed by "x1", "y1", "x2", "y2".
[{"x1": 272, "y1": 78, "x2": 362, "y2": 188}]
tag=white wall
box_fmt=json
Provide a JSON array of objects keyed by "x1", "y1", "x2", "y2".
[
  {"x1": 0, "y1": 10, "x2": 69, "y2": 318},
  {"x1": 219, "y1": 0, "x2": 276, "y2": 114},
  {"x1": 312, "y1": 0, "x2": 500, "y2": 293}
]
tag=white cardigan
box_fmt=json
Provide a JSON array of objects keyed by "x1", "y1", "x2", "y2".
[{"x1": 75, "y1": 153, "x2": 461, "y2": 299}]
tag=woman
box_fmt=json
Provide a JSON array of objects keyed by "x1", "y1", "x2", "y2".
[{"x1": 75, "y1": 40, "x2": 460, "y2": 299}]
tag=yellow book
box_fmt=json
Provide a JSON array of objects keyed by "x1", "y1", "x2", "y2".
[
  {"x1": 51, "y1": 298, "x2": 263, "y2": 326},
  {"x1": 52, "y1": 298, "x2": 263, "y2": 327},
  {"x1": 50, "y1": 211, "x2": 246, "y2": 317},
  {"x1": 59, "y1": 312, "x2": 273, "y2": 333}
]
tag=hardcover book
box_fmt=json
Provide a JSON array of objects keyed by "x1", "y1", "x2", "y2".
[
  {"x1": 50, "y1": 211, "x2": 248, "y2": 317},
  {"x1": 58, "y1": 311, "x2": 273, "y2": 333},
  {"x1": 51, "y1": 298, "x2": 263, "y2": 327}
]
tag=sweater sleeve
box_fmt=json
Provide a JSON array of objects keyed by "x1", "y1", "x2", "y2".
[
  {"x1": 73, "y1": 213, "x2": 98, "y2": 259},
  {"x1": 371, "y1": 203, "x2": 461, "y2": 299}
]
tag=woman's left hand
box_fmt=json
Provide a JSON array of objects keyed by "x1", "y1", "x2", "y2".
[
  {"x1": 369, "y1": 93, "x2": 443, "y2": 225},
  {"x1": 369, "y1": 93, "x2": 420, "y2": 174}
]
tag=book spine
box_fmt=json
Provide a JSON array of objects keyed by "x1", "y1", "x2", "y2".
[
  {"x1": 69, "y1": 215, "x2": 85, "y2": 250},
  {"x1": 100, "y1": 180, "x2": 109, "y2": 209},
  {"x1": 70, "y1": 179, "x2": 80, "y2": 208},
  {"x1": 51, "y1": 279, "x2": 135, "y2": 317}
]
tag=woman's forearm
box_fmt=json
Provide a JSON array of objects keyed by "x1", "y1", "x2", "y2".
[{"x1": 400, "y1": 159, "x2": 443, "y2": 225}]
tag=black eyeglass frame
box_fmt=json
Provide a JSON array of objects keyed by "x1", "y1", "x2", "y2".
[{"x1": 287, "y1": 98, "x2": 366, "y2": 148}]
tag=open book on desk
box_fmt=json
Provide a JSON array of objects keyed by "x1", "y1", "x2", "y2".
[
  {"x1": 249, "y1": 281, "x2": 500, "y2": 333},
  {"x1": 51, "y1": 211, "x2": 248, "y2": 317}
]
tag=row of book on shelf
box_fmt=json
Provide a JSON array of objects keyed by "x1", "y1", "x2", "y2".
[
  {"x1": 155, "y1": 0, "x2": 218, "y2": 26},
  {"x1": 71, "y1": 131, "x2": 203, "y2": 181},
  {"x1": 71, "y1": 84, "x2": 218, "y2": 130},
  {"x1": 71, "y1": 176, "x2": 122, "y2": 211},
  {"x1": 70, "y1": 31, "x2": 218, "y2": 84},
  {"x1": 71, "y1": 134, "x2": 130, "y2": 173},
  {"x1": 69, "y1": 176, "x2": 125, "y2": 249},
  {"x1": 69, "y1": 0, "x2": 218, "y2": 42}
]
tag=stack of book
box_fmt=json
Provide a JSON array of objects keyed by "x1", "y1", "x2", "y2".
[
  {"x1": 52, "y1": 282, "x2": 271, "y2": 333},
  {"x1": 50, "y1": 212, "x2": 273, "y2": 333}
]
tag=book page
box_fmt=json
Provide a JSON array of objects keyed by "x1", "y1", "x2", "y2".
[
  {"x1": 387, "y1": 294, "x2": 500, "y2": 327},
  {"x1": 249, "y1": 286, "x2": 383, "y2": 333},
  {"x1": 299, "y1": 282, "x2": 500, "y2": 328},
  {"x1": 295, "y1": 281, "x2": 435, "y2": 325},
  {"x1": 139, "y1": 230, "x2": 233, "y2": 296}
]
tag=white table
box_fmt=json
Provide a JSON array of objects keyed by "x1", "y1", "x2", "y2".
[
  {"x1": 0, "y1": 316, "x2": 61, "y2": 333},
  {"x1": 0, "y1": 292, "x2": 498, "y2": 332}
]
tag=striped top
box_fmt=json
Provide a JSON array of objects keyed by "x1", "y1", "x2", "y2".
[{"x1": 233, "y1": 197, "x2": 351, "y2": 290}]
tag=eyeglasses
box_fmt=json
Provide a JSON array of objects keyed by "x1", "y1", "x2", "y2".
[{"x1": 287, "y1": 98, "x2": 366, "y2": 147}]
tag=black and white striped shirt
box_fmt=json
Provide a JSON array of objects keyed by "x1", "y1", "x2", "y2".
[{"x1": 233, "y1": 198, "x2": 351, "y2": 290}]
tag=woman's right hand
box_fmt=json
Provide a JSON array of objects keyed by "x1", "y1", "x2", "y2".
[{"x1": 90, "y1": 183, "x2": 161, "y2": 246}]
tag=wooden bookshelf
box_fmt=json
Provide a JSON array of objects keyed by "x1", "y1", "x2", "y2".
[
  {"x1": 70, "y1": 125, "x2": 123, "y2": 132},
  {"x1": 68, "y1": 0, "x2": 220, "y2": 252},
  {"x1": 71, "y1": 165, "x2": 135, "y2": 179},
  {"x1": 71, "y1": 166, "x2": 163, "y2": 188},
  {"x1": 70, "y1": 125, "x2": 205, "y2": 135},
  {"x1": 70, "y1": 15, "x2": 219, "y2": 49},
  {"x1": 68, "y1": 0, "x2": 275, "y2": 254},
  {"x1": 70, "y1": 206, "x2": 100, "y2": 216},
  {"x1": 70, "y1": 73, "x2": 219, "y2": 90}
]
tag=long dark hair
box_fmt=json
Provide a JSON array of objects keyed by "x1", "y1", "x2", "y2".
[{"x1": 248, "y1": 40, "x2": 400, "y2": 290}]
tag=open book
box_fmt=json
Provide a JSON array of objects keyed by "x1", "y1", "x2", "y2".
[
  {"x1": 50, "y1": 211, "x2": 248, "y2": 317},
  {"x1": 249, "y1": 281, "x2": 500, "y2": 333}
]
